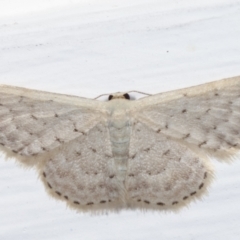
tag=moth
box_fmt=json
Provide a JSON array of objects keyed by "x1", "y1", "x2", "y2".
[{"x1": 0, "y1": 76, "x2": 240, "y2": 213}]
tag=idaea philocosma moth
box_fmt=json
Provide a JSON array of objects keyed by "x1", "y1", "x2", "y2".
[{"x1": 0, "y1": 76, "x2": 240, "y2": 213}]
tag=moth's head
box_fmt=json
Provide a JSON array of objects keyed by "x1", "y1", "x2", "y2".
[
  {"x1": 95, "y1": 91, "x2": 148, "y2": 101},
  {"x1": 108, "y1": 93, "x2": 131, "y2": 101}
]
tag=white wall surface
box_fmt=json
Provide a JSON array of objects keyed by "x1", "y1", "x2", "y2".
[{"x1": 0, "y1": 1, "x2": 240, "y2": 239}]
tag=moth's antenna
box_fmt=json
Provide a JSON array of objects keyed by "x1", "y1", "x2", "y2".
[
  {"x1": 127, "y1": 91, "x2": 151, "y2": 96},
  {"x1": 94, "y1": 93, "x2": 110, "y2": 100}
]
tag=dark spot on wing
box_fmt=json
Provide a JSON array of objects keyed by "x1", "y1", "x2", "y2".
[
  {"x1": 56, "y1": 137, "x2": 64, "y2": 143},
  {"x1": 183, "y1": 133, "x2": 190, "y2": 139},
  {"x1": 144, "y1": 148, "x2": 150, "y2": 152},
  {"x1": 199, "y1": 141, "x2": 207, "y2": 147},
  {"x1": 131, "y1": 154, "x2": 137, "y2": 159},
  {"x1": 226, "y1": 141, "x2": 238, "y2": 148},
  {"x1": 163, "y1": 150, "x2": 170, "y2": 155},
  {"x1": 91, "y1": 148, "x2": 96, "y2": 153},
  {"x1": 55, "y1": 191, "x2": 61, "y2": 196},
  {"x1": 76, "y1": 151, "x2": 81, "y2": 156},
  {"x1": 31, "y1": 115, "x2": 38, "y2": 120}
]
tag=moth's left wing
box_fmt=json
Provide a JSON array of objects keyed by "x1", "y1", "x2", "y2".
[
  {"x1": 131, "y1": 76, "x2": 240, "y2": 159},
  {"x1": 0, "y1": 85, "x2": 105, "y2": 163}
]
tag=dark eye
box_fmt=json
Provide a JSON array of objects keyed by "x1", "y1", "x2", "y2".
[
  {"x1": 108, "y1": 95, "x2": 113, "y2": 101},
  {"x1": 123, "y1": 93, "x2": 130, "y2": 100}
]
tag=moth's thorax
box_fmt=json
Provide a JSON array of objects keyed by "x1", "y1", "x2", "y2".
[{"x1": 106, "y1": 98, "x2": 133, "y2": 112}]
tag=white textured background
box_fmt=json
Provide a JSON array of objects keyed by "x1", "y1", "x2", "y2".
[{"x1": 0, "y1": 1, "x2": 240, "y2": 239}]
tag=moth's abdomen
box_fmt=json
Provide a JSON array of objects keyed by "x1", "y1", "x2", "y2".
[{"x1": 108, "y1": 116, "x2": 131, "y2": 185}]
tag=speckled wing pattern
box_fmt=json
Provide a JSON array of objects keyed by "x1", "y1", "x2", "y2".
[
  {"x1": 0, "y1": 76, "x2": 240, "y2": 213},
  {"x1": 136, "y1": 77, "x2": 240, "y2": 157},
  {"x1": 0, "y1": 86, "x2": 123, "y2": 211},
  {"x1": 0, "y1": 92, "x2": 98, "y2": 157},
  {"x1": 126, "y1": 76, "x2": 240, "y2": 210},
  {"x1": 42, "y1": 122, "x2": 122, "y2": 211},
  {"x1": 126, "y1": 121, "x2": 210, "y2": 210}
]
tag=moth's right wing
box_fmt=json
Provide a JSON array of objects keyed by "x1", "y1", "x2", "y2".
[
  {"x1": 131, "y1": 76, "x2": 240, "y2": 159},
  {"x1": 126, "y1": 120, "x2": 213, "y2": 211}
]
